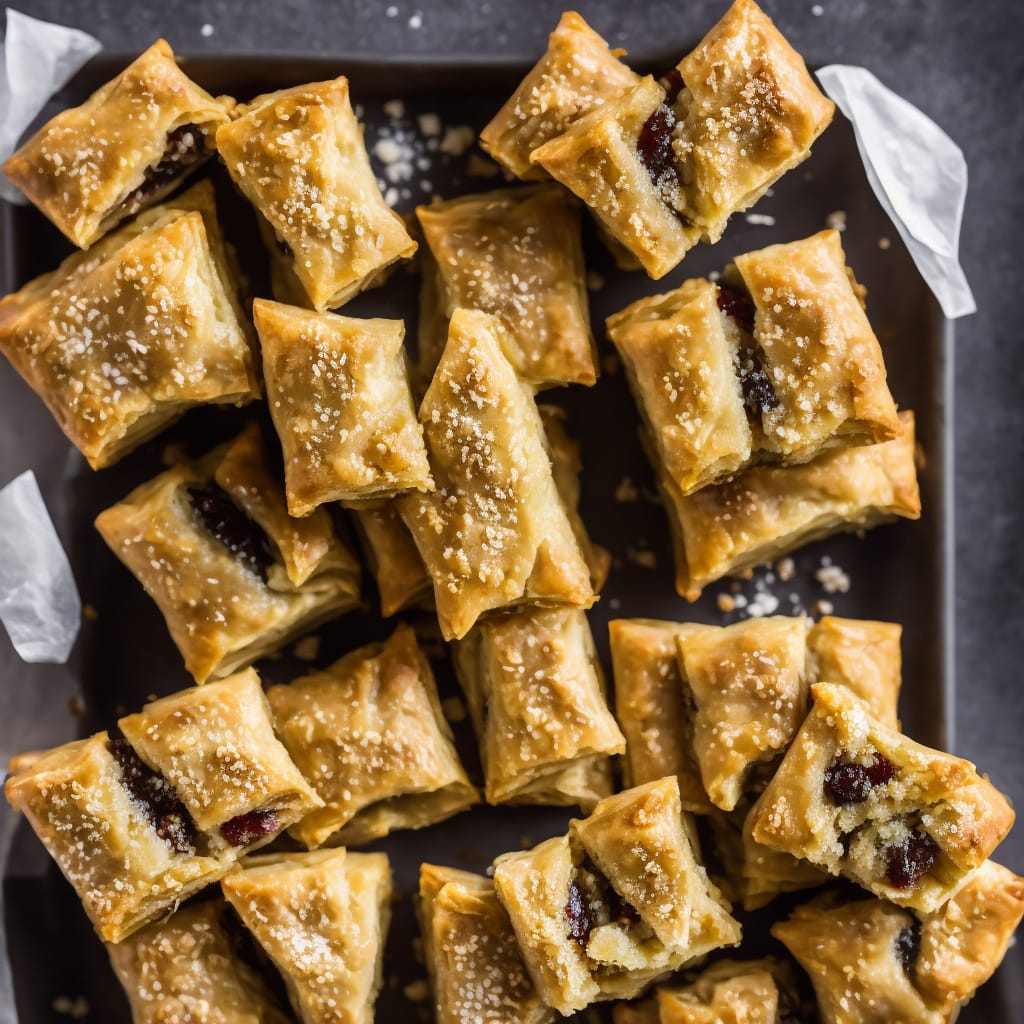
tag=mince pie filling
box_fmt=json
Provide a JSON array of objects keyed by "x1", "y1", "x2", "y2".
[{"x1": 121, "y1": 123, "x2": 208, "y2": 214}]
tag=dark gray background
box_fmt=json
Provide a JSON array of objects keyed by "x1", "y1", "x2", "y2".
[{"x1": 12, "y1": 0, "x2": 1020, "y2": 872}]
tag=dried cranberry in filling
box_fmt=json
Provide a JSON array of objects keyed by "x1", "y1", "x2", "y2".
[
  {"x1": 565, "y1": 879, "x2": 593, "y2": 946},
  {"x1": 886, "y1": 830, "x2": 940, "y2": 890},
  {"x1": 659, "y1": 67, "x2": 685, "y2": 104},
  {"x1": 121, "y1": 123, "x2": 207, "y2": 212},
  {"x1": 895, "y1": 920, "x2": 922, "y2": 973},
  {"x1": 607, "y1": 886, "x2": 640, "y2": 928},
  {"x1": 189, "y1": 484, "x2": 275, "y2": 580},
  {"x1": 637, "y1": 105, "x2": 679, "y2": 196},
  {"x1": 824, "y1": 752, "x2": 896, "y2": 806},
  {"x1": 716, "y1": 285, "x2": 756, "y2": 334},
  {"x1": 108, "y1": 738, "x2": 196, "y2": 854},
  {"x1": 220, "y1": 809, "x2": 280, "y2": 848}
]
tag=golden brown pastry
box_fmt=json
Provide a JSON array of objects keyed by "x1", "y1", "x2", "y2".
[
  {"x1": 662, "y1": 410, "x2": 921, "y2": 600},
  {"x1": 351, "y1": 503, "x2": 435, "y2": 618},
  {"x1": 416, "y1": 184, "x2": 596, "y2": 388},
  {"x1": 95, "y1": 422, "x2": 360, "y2": 682},
  {"x1": 398, "y1": 308, "x2": 594, "y2": 640},
  {"x1": 773, "y1": 861, "x2": 1024, "y2": 1023},
  {"x1": 0, "y1": 197, "x2": 258, "y2": 469},
  {"x1": 749, "y1": 683, "x2": 1015, "y2": 912},
  {"x1": 607, "y1": 232, "x2": 900, "y2": 495},
  {"x1": 266, "y1": 624, "x2": 478, "y2": 847},
  {"x1": 452, "y1": 605, "x2": 625, "y2": 808},
  {"x1": 107, "y1": 900, "x2": 290, "y2": 1024},
  {"x1": 222, "y1": 849, "x2": 392, "y2": 1024},
  {"x1": 254, "y1": 298, "x2": 431, "y2": 514},
  {"x1": 479, "y1": 11, "x2": 640, "y2": 179},
  {"x1": 419, "y1": 863, "x2": 553, "y2": 1024},
  {"x1": 216, "y1": 78, "x2": 416, "y2": 310},
  {"x1": 493, "y1": 777, "x2": 741, "y2": 1014},
  {"x1": 3, "y1": 39, "x2": 233, "y2": 247}
]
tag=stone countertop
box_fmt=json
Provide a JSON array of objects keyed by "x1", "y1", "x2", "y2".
[{"x1": 8, "y1": 0, "x2": 1024, "y2": 871}]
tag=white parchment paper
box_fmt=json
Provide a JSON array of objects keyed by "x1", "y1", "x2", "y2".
[
  {"x1": 818, "y1": 64, "x2": 976, "y2": 319},
  {"x1": 0, "y1": 8, "x2": 101, "y2": 203}
]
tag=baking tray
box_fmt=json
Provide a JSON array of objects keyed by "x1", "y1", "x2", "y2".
[{"x1": 0, "y1": 51, "x2": 1006, "y2": 1022}]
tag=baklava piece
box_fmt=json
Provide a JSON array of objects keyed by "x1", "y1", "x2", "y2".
[
  {"x1": 3, "y1": 39, "x2": 233, "y2": 247},
  {"x1": 479, "y1": 11, "x2": 640, "y2": 179},
  {"x1": 398, "y1": 308, "x2": 594, "y2": 640},
  {"x1": 416, "y1": 184, "x2": 596, "y2": 388},
  {"x1": 662, "y1": 410, "x2": 921, "y2": 600},
  {"x1": 222, "y1": 849, "x2": 392, "y2": 1024},
  {"x1": 216, "y1": 78, "x2": 416, "y2": 310},
  {"x1": 4, "y1": 670, "x2": 320, "y2": 942},
  {"x1": 254, "y1": 299, "x2": 431, "y2": 515},
  {"x1": 607, "y1": 231, "x2": 899, "y2": 494},
  {"x1": 493, "y1": 777, "x2": 741, "y2": 1014},
  {"x1": 749, "y1": 683, "x2": 1015, "y2": 912},
  {"x1": 95, "y1": 422, "x2": 361, "y2": 682},
  {"x1": 0, "y1": 200, "x2": 258, "y2": 469},
  {"x1": 773, "y1": 861, "x2": 1024, "y2": 1024},
  {"x1": 107, "y1": 900, "x2": 290, "y2": 1024},
  {"x1": 351, "y1": 503, "x2": 434, "y2": 617},
  {"x1": 419, "y1": 863, "x2": 553, "y2": 1024},
  {"x1": 266, "y1": 624, "x2": 478, "y2": 848},
  {"x1": 530, "y1": 1, "x2": 833, "y2": 277},
  {"x1": 453, "y1": 606, "x2": 625, "y2": 808}
]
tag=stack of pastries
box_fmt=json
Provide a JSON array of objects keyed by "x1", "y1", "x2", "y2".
[{"x1": 0, "y1": 2, "x2": 1015, "y2": 1022}]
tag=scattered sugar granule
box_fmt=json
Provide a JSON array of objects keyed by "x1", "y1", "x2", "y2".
[
  {"x1": 520, "y1": 835, "x2": 535, "y2": 849},
  {"x1": 708, "y1": 269, "x2": 722, "y2": 282},
  {"x1": 439, "y1": 124, "x2": 475, "y2": 157},
  {"x1": 746, "y1": 213, "x2": 776, "y2": 226},
  {"x1": 614, "y1": 476, "x2": 639, "y2": 503},
  {"x1": 812, "y1": 3, "x2": 824, "y2": 15},
  {"x1": 775, "y1": 557, "x2": 795, "y2": 582},
  {"x1": 609, "y1": 597, "x2": 622, "y2": 611},
  {"x1": 627, "y1": 547, "x2": 657, "y2": 570},
  {"x1": 814, "y1": 599, "x2": 835, "y2": 616},
  {"x1": 717, "y1": 593, "x2": 737, "y2": 613},
  {"x1": 878, "y1": 236, "x2": 892, "y2": 250},
  {"x1": 403, "y1": 979, "x2": 430, "y2": 1003},
  {"x1": 417, "y1": 112, "x2": 441, "y2": 136},
  {"x1": 826, "y1": 209, "x2": 847, "y2": 231},
  {"x1": 442, "y1": 696, "x2": 467, "y2": 723},
  {"x1": 293, "y1": 635, "x2": 320, "y2": 661},
  {"x1": 383, "y1": 99, "x2": 405, "y2": 119},
  {"x1": 386, "y1": 5, "x2": 398, "y2": 16},
  {"x1": 409, "y1": 10, "x2": 424, "y2": 29},
  {"x1": 815, "y1": 556, "x2": 851, "y2": 594},
  {"x1": 746, "y1": 588, "x2": 780, "y2": 617},
  {"x1": 586, "y1": 269, "x2": 606, "y2": 292},
  {"x1": 200, "y1": 23, "x2": 215, "y2": 37}
]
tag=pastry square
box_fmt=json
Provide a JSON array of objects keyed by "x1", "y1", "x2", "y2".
[
  {"x1": 4, "y1": 733, "x2": 227, "y2": 942},
  {"x1": 479, "y1": 11, "x2": 640, "y2": 179},
  {"x1": 222, "y1": 849, "x2": 392, "y2": 1024},
  {"x1": 773, "y1": 862, "x2": 1024, "y2": 1024},
  {"x1": 0, "y1": 202, "x2": 258, "y2": 469},
  {"x1": 118, "y1": 669, "x2": 321, "y2": 846},
  {"x1": 216, "y1": 78, "x2": 416, "y2": 310},
  {"x1": 95, "y1": 422, "x2": 361, "y2": 682},
  {"x1": 351, "y1": 503, "x2": 434, "y2": 617},
  {"x1": 749, "y1": 683, "x2": 1015, "y2": 912},
  {"x1": 3, "y1": 39, "x2": 233, "y2": 247},
  {"x1": 416, "y1": 184, "x2": 596, "y2": 388},
  {"x1": 662, "y1": 410, "x2": 921, "y2": 600},
  {"x1": 106, "y1": 900, "x2": 290, "y2": 1023},
  {"x1": 398, "y1": 308, "x2": 594, "y2": 640},
  {"x1": 418, "y1": 864, "x2": 553, "y2": 1024},
  {"x1": 608, "y1": 231, "x2": 900, "y2": 494},
  {"x1": 493, "y1": 777, "x2": 741, "y2": 1014},
  {"x1": 609, "y1": 618, "x2": 713, "y2": 813},
  {"x1": 266, "y1": 623, "x2": 478, "y2": 848},
  {"x1": 453, "y1": 605, "x2": 625, "y2": 808},
  {"x1": 254, "y1": 298, "x2": 431, "y2": 514}
]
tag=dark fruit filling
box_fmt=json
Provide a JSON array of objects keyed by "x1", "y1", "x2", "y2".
[
  {"x1": 220, "y1": 809, "x2": 280, "y2": 848},
  {"x1": 276, "y1": 236, "x2": 293, "y2": 258},
  {"x1": 189, "y1": 484, "x2": 275, "y2": 580},
  {"x1": 886, "y1": 829, "x2": 940, "y2": 890},
  {"x1": 564, "y1": 860, "x2": 641, "y2": 948},
  {"x1": 637, "y1": 104, "x2": 681, "y2": 197},
  {"x1": 718, "y1": 285, "x2": 779, "y2": 417},
  {"x1": 565, "y1": 879, "x2": 593, "y2": 946},
  {"x1": 608, "y1": 887, "x2": 641, "y2": 928},
  {"x1": 895, "y1": 921, "x2": 922, "y2": 973},
  {"x1": 108, "y1": 738, "x2": 196, "y2": 854},
  {"x1": 121, "y1": 123, "x2": 207, "y2": 212},
  {"x1": 824, "y1": 752, "x2": 897, "y2": 806},
  {"x1": 659, "y1": 67, "x2": 685, "y2": 104},
  {"x1": 716, "y1": 285, "x2": 756, "y2": 334}
]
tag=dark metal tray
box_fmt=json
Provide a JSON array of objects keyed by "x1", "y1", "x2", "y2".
[{"x1": 1, "y1": 52, "x2": 1002, "y2": 1022}]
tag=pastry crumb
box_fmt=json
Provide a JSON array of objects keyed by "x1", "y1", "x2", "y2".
[
  {"x1": 466, "y1": 152, "x2": 500, "y2": 177},
  {"x1": 601, "y1": 351, "x2": 621, "y2": 376},
  {"x1": 745, "y1": 212, "x2": 776, "y2": 226},
  {"x1": 814, "y1": 599, "x2": 835, "y2": 616},
  {"x1": 826, "y1": 209, "x2": 847, "y2": 231},
  {"x1": 627, "y1": 547, "x2": 656, "y2": 570},
  {"x1": 815, "y1": 556, "x2": 851, "y2": 594},
  {"x1": 403, "y1": 979, "x2": 430, "y2": 1002},
  {"x1": 441, "y1": 696, "x2": 467, "y2": 723},
  {"x1": 52, "y1": 996, "x2": 89, "y2": 1020},
  {"x1": 292, "y1": 635, "x2": 320, "y2": 661},
  {"x1": 67, "y1": 695, "x2": 85, "y2": 717},
  {"x1": 717, "y1": 593, "x2": 737, "y2": 613},
  {"x1": 878, "y1": 236, "x2": 892, "y2": 250},
  {"x1": 614, "y1": 476, "x2": 639, "y2": 502},
  {"x1": 439, "y1": 125, "x2": 475, "y2": 157},
  {"x1": 82, "y1": 603, "x2": 99, "y2": 621},
  {"x1": 586, "y1": 269, "x2": 606, "y2": 292},
  {"x1": 775, "y1": 557, "x2": 795, "y2": 581}
]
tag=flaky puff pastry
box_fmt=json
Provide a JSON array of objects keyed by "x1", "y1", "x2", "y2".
[
  {"x1": 95, "y1": 422, "x2": 361, "y2": 682},
  {"x1": 3, "y1": 39, "x2": 233, "y2": 248},
  {"x1": 419, "y1": 864, "x2": 553, "y2": 1024},
  {"x1": 119, "y1": 669, "x2": 321, "y2": 843},
  {"x1": 222, "y1": 849, "x2": 392, "y2": 1024},
  {"x1": 399, "y1": 308, "x2": 594, "y2": 640},
  {"x1": 479, "y1": 11, "x2": 640, "y2": 179},
  {"x1": 416, "y1": 184, "x2": 596, "y2": 389},
  {"x1": 107, "y1": 900, "x2": 291, "y2": 1024},
  {"x1": 453, "y1": 606, "x2": 625, "y2": 808},
  {"x1": 749, "y1": 683, "x2": 1015, "y2": 912},
  {"x1": 254, "y1": 299, "x2": 431, "y2": 514},
  {"x1": 216, "y1": 78, "x2": 416, "y2": 310},
  {"x1": 4, "y1": 733, "x2": 228, "y2": 943},
  {"x1": 493, "y1": 777, "x2": 741, "y2": 1015},
  {"x1": 0, "y1": 204, "x2": 258, "y2": 469},
  {"x1": 773, "y1": 863, "x2": 1024, "y2": 1024},
  {"x1": 663, "y1": 410, "x2": 921, "y2": 600},
  {"x1": 266, "y1": 624, "x2": 478, "y2": 848}
]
